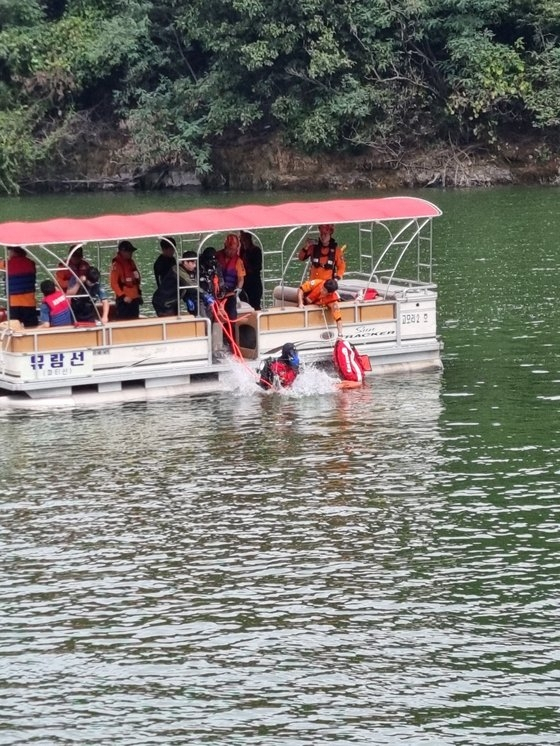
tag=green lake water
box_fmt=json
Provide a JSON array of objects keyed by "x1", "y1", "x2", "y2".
[{"x1": 0, "y1": 186, "x2": 558, "y2": 745}]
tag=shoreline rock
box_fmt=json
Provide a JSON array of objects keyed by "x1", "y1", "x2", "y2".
[{"x1": 22, "y1": 134, "x2": 560, "y2": 193}]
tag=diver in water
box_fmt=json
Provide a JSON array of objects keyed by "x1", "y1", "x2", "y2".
[{"x1": 258, "y1": 343, "x2": 300, "y2": 390}]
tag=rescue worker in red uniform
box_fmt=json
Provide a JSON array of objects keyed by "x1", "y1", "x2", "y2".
[
  {"x1": 297, "y1": 277, "x2": 344, "y2": 337},
  {"x1": 258, "y1": 343, "x2": 300, "y2": 390},
  {"x1": 298, "y1": 224, "x2": 346, "y2": 282},
  {"x1": 110, "y1": 240, "x2": 143, "y2": 320}
]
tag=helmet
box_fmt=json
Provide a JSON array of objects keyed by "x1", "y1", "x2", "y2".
[
  {"x1": 280, "y1": 342, "x2": 300, "y2": 367},
  {"x1": 324, "y1": 279, "x2": 338, "y2": 293},
  {"x1": 318, "y1": 224, "x2": 334, "y2": 234}
]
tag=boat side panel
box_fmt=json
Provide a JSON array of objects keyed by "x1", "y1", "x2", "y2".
[
  {"x1": 399, "y1": 299, "x2": 437, "y2": 338},
  {"x1": 5, "y1": 317, "x2": 208, "y2": 354},
  {"x1": 350, "y1": 303, "x2": 396, "y2": 322},
  {"x1": 165, "y1": 319, "x2": 208, "y2": 339},
  {"x1": 8, "y1": 329, "x2": 102, "y2": 353}
]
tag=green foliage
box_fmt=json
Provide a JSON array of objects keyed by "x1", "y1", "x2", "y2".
[
  {"x1": 524, "y1": 45, "x2": 560, "y2": 128},
  {"x1": 0, "y1": 0, "x2": 558, "y2": 192},
  {"x1": 444, "y1": 31, "x2": 529, "y2": 138},
  {"x1": 0, "y1": 0, "x2": 44, "y2": 27},
  {"x1": 0, "y1": 6, "x2": 146, "y2": 97},
  {"x1": 0, "y1": 107, "x2": 38, "y2": 193}
]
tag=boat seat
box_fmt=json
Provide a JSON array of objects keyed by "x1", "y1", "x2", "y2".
[
  {"x1": 338, "y1": 280, "x2": 396, "y2": 301},
  {"x1": 273, "y1": 286, "x2": 299, "y2": 306},
  {"x1": 0, "y1": 319, "x2": 24, "y2": 331},
  {"x1": 273, "y1": 285, "x2": 357, "y2": 306}
]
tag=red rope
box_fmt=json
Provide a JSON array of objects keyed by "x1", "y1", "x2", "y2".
[{"x1": 211, "y1": 295, "x2": 262, "y2": 382}]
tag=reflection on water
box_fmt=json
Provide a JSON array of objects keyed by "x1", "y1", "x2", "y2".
[
  {"x1": 1, "y1": 186, "x2": 560, "y2": 745},
  {"x1": 2, "y1": 372, "x2": 558, "y2": 744}
]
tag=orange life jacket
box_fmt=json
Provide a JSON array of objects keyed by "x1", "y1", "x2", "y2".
[
  {"x1": 110, "y1": 253, "x2": 141, "y2": 300},
  {"x1": 302, "y1": 280, "x2": 339, "y2": 306}
]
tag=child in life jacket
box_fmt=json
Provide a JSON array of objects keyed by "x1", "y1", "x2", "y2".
[
  {"x1": 38, "y1": 279, "x2": 73, "y2": 327},
  {"x1": 258, "y1": 342, "x2": 300, "y2": 390}
]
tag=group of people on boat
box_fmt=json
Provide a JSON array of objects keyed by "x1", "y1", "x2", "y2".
[
  {"x1": 0, "y1": 243, "x2": 116, "y2": 328},
  {"x1": 152, "y1": 231, "x2": 263, "y2": 319},
  {"x1": 0, "y1": 223, "x2": 344, "y2": 335}
]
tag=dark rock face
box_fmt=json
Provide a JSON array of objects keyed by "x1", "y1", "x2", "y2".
[{"x1": 23, "y1": 132, "x2": 560, "y2": 193}]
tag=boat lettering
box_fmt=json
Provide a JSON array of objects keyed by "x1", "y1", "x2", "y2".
[
  {"x1": 401, "y1": 312, "x2": 431, "y2": 324},
  {"x1": 93, "y1": 348, "x2": 111, "y2": 356},
  {"x1": 346, "y1": 325, "x2": 394, "y2": 339},
  {"x1": 402, "y1": 313, "x2": 420, "y2": 324},
  {"x1": 27, "y1": 350, "x2": 93, "y2": 380},
  {"x1": 31, "y1": 351, "x2": 86, "y2": 371}
]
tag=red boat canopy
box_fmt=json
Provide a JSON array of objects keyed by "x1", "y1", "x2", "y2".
[{"x1": 0, "y1": 196, "x2": 441, "y2": 247}]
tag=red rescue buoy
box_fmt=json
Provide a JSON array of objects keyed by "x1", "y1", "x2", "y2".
[{"x1": 333, "y1": 338, "x2": 369, "y2": 384}]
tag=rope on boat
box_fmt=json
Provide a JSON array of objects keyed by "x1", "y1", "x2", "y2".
[{"x1": 211, "y1": 295, "x2": 262, "y2": 383}]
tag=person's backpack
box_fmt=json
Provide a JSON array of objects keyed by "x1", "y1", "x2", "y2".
[{"x1": 258, "y1": 358, "x2": 275, "y2": 389}]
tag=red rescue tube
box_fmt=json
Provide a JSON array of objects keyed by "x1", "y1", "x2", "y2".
[{"x1": 333, "y1": 338, "x2": 367, "y2": 383}]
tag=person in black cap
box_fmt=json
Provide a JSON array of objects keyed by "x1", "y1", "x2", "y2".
[
  {"x1": 110, "y1": 240, "x2": 143, "y2": 320},
  {"x1": 153, "y1": 236, "x2": 176, "y2": 288},
  {"x1": 152, "y1": 250, "x2": 205, "y2": 317}
]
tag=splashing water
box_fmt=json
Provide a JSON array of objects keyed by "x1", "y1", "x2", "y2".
[
  {"x1": 225, "y1": 358, "x2": 262, "y2": 396},
  {"x1": 226, "y1": 357, "x2": 339, "y2": 398},
  {"x1": 289, "y1": 363, "x2": 339, "y2": 396}
]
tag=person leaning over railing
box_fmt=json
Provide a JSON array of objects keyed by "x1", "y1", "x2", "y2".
[{"x1": 297, "y1": 277, "x2": 344, "y2": 338}]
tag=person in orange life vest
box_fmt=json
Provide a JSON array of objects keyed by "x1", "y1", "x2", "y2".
[
  {"x1": 298, "y1": 224, "x2": 346, "y2": 282},
  {"x1": 0, "y1": 246, "x2": 38, "y2": 327},
  {"x1": 239, "y1": 230, "x2": 263, "y2": 310},
  {"x1": 216, "y1": 233, "x2": 246, "y2": 321},
  {"x1": 298, "y1": 277, "x2": 344, "y2": 337},
  {"x1": 110, "y1": 240, "x2": 143, "y2": 320},
  {"x1": 38, "y1": 279, "x2": 73, "y2": 327},
  {"x1": 56, "y1": 244, "x2": 90, "y2": 292}
]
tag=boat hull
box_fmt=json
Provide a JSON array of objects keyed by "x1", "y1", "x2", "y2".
[{"x1": 0, "y1": 290, "x2": 441, "y2": 408}]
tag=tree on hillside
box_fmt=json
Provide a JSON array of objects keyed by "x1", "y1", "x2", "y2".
[{"x1": 0, "y1": 0, "x2": 558, "y2": 192}]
